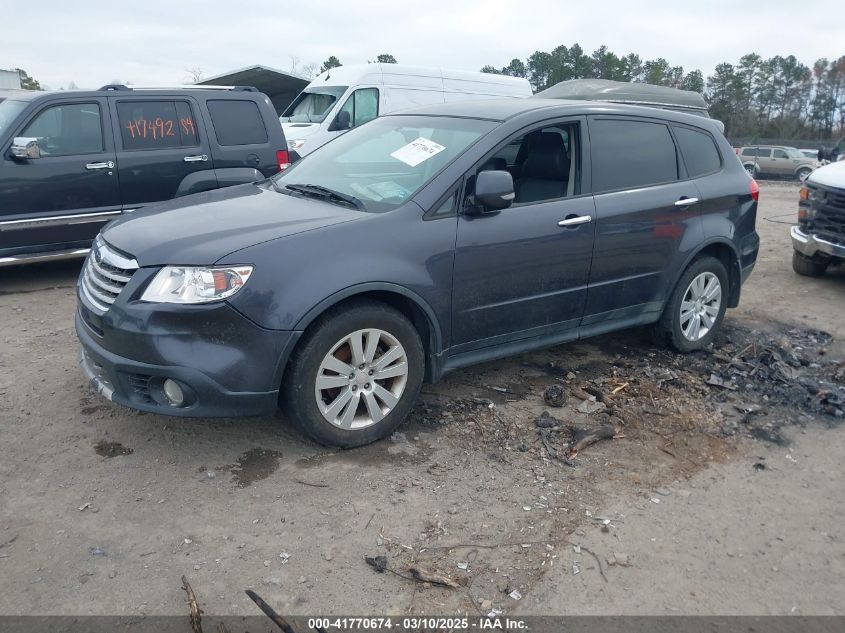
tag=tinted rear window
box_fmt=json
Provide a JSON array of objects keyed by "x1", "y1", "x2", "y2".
[
  {"x1": 116, "y1": 101, "x2": 199, "y2": 150},
  {"x1": 591, "y1": 119, "x2": 678, "y2": 192},
  {"x1": 207, "y1": 99, "x2": 268, "y2": 146},
  {"x1": 673, "y1": 125, "x2": 721, "y2": 177}
]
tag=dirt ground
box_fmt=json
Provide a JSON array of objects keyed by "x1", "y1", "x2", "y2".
[{"x1": 0, "y1": 182, "x2": 843, "y2": 618}]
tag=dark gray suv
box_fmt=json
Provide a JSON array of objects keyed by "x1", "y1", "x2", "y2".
[{"x1": 76, "y1": 99, "x2": 760, "y2": 447}]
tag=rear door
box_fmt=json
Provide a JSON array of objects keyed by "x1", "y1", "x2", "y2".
[
  {"x1": 110, "y1": 96, "x2": 215, "y2": 208},
  {"x1": 755, "y1": 148, "x2": 774, "y2": 174},
  {"x1": 583, "y1": 116, "x2": 702, "y2": 330},
  {"x1": 0, "y1": 97, "x2": 120, "y2": 253}
]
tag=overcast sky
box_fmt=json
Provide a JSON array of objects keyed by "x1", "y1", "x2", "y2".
[{"x1": 3, "y1": 0, "x2": 842, "y2": 89}]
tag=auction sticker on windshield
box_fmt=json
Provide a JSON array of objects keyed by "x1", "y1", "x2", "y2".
[{"x1": 390, "y1": 137, "x2": 446, "y2": 167}]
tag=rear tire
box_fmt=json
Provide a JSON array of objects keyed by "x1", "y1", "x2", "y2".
[
  {"x1": 280, "y1": 300, "x2": 424, "y2": 448},
  {"x1": 655, "y1": 256, "x2": 729, "y2": 352},
  {"x1": 792, "y1": 250, "x2": 828, "y2": 277},
  {"x1": 744, "y1": 164, "x2": 757, "y2": 177}
]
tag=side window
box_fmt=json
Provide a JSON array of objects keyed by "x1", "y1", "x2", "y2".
[
  {"x1": 756, "y1": 148, "x2": 772, "y2": 158},
  {"x1": 773, "y1": 149, "x2": 788, "y2": 159},
  {"x1": 673, "y1": 126, "x2": 721, "y2": 178},
  {"x1": 340, "y1": 88, "x2": 380, "y2": 127},
  {"x1": 467, "y1": 123, "x2": 578, "y2": 206},
  {"x1": 116, "y1": 101, "x2": 199, "y2": 150},
  {"x1": 591, "y1": 119, "x2": 678, "y2": 193},
  {"x1": 22, "y1": 103, "x2": 103, "y2": 156},
  {"x1": 207, "y1": 99, "x2": 268, "y2": 146},
  {"x1": 741, "y1": 148, "x2": 755, "y2": 157}
]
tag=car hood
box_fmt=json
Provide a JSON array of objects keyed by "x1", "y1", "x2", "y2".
[
  {"x1": 808, "y1": 160, "x2": 845, "y2": 190},
  {"x1": 102, "y1": 183, "x2": 360, "y2": 267},
  {"x1": 282, "y1": 121, "x2": 320, "y2": 140}
]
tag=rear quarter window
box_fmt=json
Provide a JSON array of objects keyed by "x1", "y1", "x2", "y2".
[
  {"x1": 207, "y1": 99, "x2": 268, "y2": 146},
  {"x1": 590, "y1": 118, "x2": 678, "y2": 193},
  {"x1": 673, "y1": 125, "x2": 721, "y2": 177}
]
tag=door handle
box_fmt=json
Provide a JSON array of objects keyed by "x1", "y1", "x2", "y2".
[
  {"x1": 557, "y1": 215, "x2": 592, "y2": 227},
  {"x1": 674, "y1": 197, "x2": 699, "y2": 207},
  {"x1": 183, "y1": 154, "x2": 208, "y2": 163},
  {"x1": 86, "y1": 161, "x2": 114, "y2": 170}
]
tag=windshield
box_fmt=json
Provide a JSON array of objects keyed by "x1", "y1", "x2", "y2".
[
  {"x1": 273, "y1": 115, "x2": 496, "y2": 213},
  {"x1": 281, "y1": 86, "x2": 348, "y2": 123},
  {"x1": 0, "y1": 99, "x2": 26, "y2": 136},
  {"x1": 785, "y1": 148, "x2": 805, "y2": 159}
]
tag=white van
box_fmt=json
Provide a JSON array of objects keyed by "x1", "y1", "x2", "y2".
[{"x1": 281, "y1": 63, "x2": 532, "y2": 157}]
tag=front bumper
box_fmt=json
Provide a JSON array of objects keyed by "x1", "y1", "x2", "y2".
[
  {"x1": 791, "y1": 225, "x2": 845, "y2": 260},
  {"x1": 75, "y1": 306, "x2": 299, "y2": 418}
]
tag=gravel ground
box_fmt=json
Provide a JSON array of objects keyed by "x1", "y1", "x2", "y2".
[{"x1": 0, "y1": 181, "x2": 843, "y2": 617}]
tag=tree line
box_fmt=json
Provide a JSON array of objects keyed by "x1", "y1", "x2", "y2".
[{"x1": 481, "y1": 44, "x2": 845, "y2": 141}]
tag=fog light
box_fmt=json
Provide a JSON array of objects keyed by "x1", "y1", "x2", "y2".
[{"x1": 162, "y1": 379, "x2": 185, "y2": 407}]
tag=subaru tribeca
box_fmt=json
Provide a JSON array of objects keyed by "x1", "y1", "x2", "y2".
[{"x1": 76, "y1": 99, "x2": 759, "y2": 447}]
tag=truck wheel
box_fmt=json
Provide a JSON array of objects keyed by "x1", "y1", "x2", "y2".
[
  {"x1": 656, "y1": 256, "x2": 729, "y2": 353},
  {"x1": 792, "y1": 251, "x2": 828, "y2": 277},
  {"x1": 281, "y1": 300, "x2": 424, "y2": 448},
  {"x1": 796, "y1": 167, "x2": 813, "y2": 182}
]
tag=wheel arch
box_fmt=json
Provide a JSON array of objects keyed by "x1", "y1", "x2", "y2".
[
  {"x1": 671, "y1": 239, "x2": 742, "y2": 310},
  {"x1": 278, "y1": 283, "x2": 443, "y2": 388}
]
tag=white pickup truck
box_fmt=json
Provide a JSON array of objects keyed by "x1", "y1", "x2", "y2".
[{"x1": 792, "y1": 160, "x2": 845, "y2": 276}]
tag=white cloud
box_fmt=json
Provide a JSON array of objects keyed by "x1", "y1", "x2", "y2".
[{"x1": 2, "y1": 0, "x2": 842, "y2": 89}]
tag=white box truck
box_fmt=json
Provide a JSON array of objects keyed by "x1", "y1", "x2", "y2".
[{"x1": 281, "y1": 63, "x2": 532, "y2": 157}]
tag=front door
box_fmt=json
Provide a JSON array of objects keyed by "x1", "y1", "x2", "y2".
[
  {"x1": 0, "y1": 98, "x2": 120, "y2": 254},
  {"x1": 451, "y1": 119, "x2": 595, "y2": 351}
]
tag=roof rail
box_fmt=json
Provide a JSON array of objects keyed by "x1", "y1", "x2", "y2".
[{"x1": 97, "y1": 84, "x2": 259, "y2": 92}]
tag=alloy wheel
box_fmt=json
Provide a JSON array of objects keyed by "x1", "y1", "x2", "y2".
[
  {"x1": 314, "y1": 328, "x2": 409, "y2": 430},
  {"x1": 679, "y1": 272, "x2": 722, "y2": 342}
]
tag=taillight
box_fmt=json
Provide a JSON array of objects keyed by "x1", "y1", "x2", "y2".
[
  {"x1": 276, "y1": 150, "x2": 291, "y2": 171},
  {"x1": 750, "y1": 179, "x2": 759, "y2": 202}
]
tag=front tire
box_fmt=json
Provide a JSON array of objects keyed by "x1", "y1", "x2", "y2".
[
  {"x1": 792, "y1": 250, "x2": 829, "y2": 277},
  {"x1": 281, "y1": 300, "x2": 424, "y2": 448},
  {"x1": 656, "y1": 256, "x2": 729, "y2": 352},
  {"x1": 796, "y1": 167, "x2": 813, "y2": 182}
]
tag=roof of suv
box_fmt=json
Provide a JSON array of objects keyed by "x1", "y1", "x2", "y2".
[
  {"x1": 391, "y1": 97, "x2": 723, "y2": 131},
  {"x1": 3, "y1": 86, "x2": 265, "y2": 102}
]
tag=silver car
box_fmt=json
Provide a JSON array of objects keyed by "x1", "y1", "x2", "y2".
[{"x1": 739, "y1": 146, "x2": 818, "y2": 181}]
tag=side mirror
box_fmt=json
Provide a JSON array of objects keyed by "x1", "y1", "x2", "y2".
[
  {"x1": 330, "y1": 109, "x2": 351, "y2": 132},
  {"x1": 473, "y1": 170, "x2": 514, "y2": 212},
  {"x1": 11, "y1": 137, "x2": 41, "y2": 160}
]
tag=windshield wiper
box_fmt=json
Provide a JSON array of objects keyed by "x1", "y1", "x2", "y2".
[{"x1": 285, "y1": 183, "x2": 365, "y2": 210}]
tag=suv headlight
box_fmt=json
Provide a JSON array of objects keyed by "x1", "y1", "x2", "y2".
[{"x1": 140, "y1": 265, "x2": 253, "y2": 304}]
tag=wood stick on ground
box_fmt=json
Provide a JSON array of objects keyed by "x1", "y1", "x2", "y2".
[
  {"x1": 181, "y1": 575, "x2": 203, "y2": 633},
  {"x1": 408, "y1": 565, "x2": 462, "y2": 589},
  {"x1": 567, "y1": 424, "x2": 623, "y2": 458},
  {"x1": 245, "y1": 590, "x2": 298, "y2": 633}
]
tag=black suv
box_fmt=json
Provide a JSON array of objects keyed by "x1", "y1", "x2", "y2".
[
  {"x1": 0, "y1": 85, "x2": 289, "y2": 266},
  {"x1": 76, "y1": 99, "x2": 759, "y2": 447}
]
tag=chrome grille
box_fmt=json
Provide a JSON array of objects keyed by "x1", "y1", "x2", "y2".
[{"x1": 80, "y1": 237, "x2": 138, "y2": 312}]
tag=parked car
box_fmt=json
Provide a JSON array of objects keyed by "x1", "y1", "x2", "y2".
[
  {"x1": 76, "y1": 98, "x2": 759, "y2": 447},
  {"x1": 280, "y1": 64, "x2": 532, "y2": 157},
  {"x1": 0, "y1": 85, "x2": 289, "y2": 267},
  {"x1": 738, "y1": 145, "x2": 817, "y2": 181},
  {"x1": 791, "y1": 159, "x2": 845, "y2": 276},
  {"x1": 536, "y1": 78, "x2": 713, "y2": 120}
]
